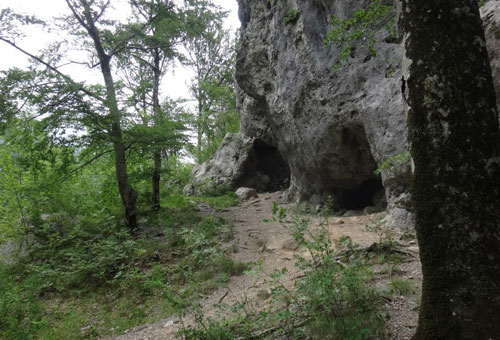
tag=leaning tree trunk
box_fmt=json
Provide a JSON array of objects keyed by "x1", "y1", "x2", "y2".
[
  {"x1": 400, "y1": 0, "x2": 500, "y2": 338},
  {"x1": 100, "y1": 59, "x2": 138, "y2": 232},
  {"x1": 79, "y1": 3, "x2": 138, "y2": 232}
]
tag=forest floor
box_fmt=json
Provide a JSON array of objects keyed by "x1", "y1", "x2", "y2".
[{"x1": 109, "y1": 192, "x2": 421, "y2": 340}]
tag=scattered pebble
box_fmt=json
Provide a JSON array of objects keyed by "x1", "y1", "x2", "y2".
[{"x1": 163, "y1": 320, "x2": 174, "y2": 328}]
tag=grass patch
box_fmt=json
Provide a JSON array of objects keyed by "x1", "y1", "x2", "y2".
[
  {"x1": 214, "y1": 257, "x2": 248, "y2": 276},
  {"x1": 390, "y1": 278, "x2": 413, "y2": 296},
  {"x1": 192, "y1": 192, "x2": 239, "y2": 211}
]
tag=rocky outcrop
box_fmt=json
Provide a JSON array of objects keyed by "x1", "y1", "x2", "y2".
[
  {"x1": 188, "y1": 133, "x2": 290, "y2": 194},
  {"x1": 191, "y1": 0, "x2": 500, "y2": 229},
  {"x1": 236, "y1": 0, "x2": 410, "y2": 227}
]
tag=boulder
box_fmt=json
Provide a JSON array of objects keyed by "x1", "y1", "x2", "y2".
[
  {"x1": 235, "y1": 187, "x2": 259, "y2": 200},
  {"x1": 190, "y1": 133, "x2": 254, "y2": 192},
  {"x1": 189, "y1": 132, "x2": 291, "y2": 193}
]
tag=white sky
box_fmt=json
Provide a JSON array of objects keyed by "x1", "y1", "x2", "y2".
[{"x1": 0, "y1": 0, "x2": 240, "y2": 102}]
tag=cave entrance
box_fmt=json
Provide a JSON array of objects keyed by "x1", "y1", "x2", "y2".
[
  {"x1": 337, "y1": 178, "x2": 385, "y2": 210},
  {"x1": 330, "y1": 123, "x2": 387, "y2": 211},
  {"x1": 239, "y1": 140, "x2": 291, "y2": 192}
]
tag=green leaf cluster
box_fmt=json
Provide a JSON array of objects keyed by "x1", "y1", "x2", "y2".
[
  {"x1": 325, "y1": 0, "x2": 395, "y2": 71},
  {"x1": 284, "y1": 9, "x2": 300, "y2": 25},
  {"x1": 374, "y1": 151, "x2": 411, "y2": 175}
]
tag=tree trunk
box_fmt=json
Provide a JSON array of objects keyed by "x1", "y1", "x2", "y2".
[
  {"x1": 102, "y1": 60, "x2": 138, "y2": 231},
  {"x1": 78, "y1": 1, "x2": 138, "y2": 232},
  {"x1": 400, "y1": 1, "x2": 500, "y2": 338},
  {"x1": 152, "y1": 48, "x2": 162, "y2": 211},
  {"x1": 197, "y1": 91, "x2": 203, "y2": 161}
]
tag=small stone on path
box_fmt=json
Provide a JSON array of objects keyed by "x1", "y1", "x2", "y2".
[{"x1": 282, "y1": 238, "x2": 299, "y2": 251}]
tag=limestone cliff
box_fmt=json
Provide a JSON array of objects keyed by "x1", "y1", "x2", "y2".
[{"x1": 190, "y1": 0, "x2": 500, "y2": 228}]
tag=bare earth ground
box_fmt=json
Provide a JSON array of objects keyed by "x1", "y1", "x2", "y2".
[{"x1": 110, "y1": 192, "x2": 421, "y2": 340}]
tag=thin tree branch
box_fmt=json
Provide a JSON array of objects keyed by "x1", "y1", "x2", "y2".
[
  {"x1": 65, "y1": 0, "x2": 91, "y2": 31},
  {"x1": 93, "y1": 0, "x2": 111, "y2": 24},
  {"x1": 70, "y1": 148, "x2": 114, "y2": 174},
  {"x1": 0, "y1": 37, "x2": 105, "y2": 102},
  {"x1": 130, "y1": 53, "x2": 159, "y2": 72}
]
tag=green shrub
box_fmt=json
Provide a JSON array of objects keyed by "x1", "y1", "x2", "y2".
[
  {"x1": 179, "y1": 319, "x2": 236, "y2": 340},
  {"x1": 0, "y1": 266, "x2": 45, "y2": 340},
  {"x1": 22, "y1": 213, "x2": 136, "y2": 291},
  {"x1": 284, "y1": 9, "x2": 300, "y2": 25},
  {"x1": 325, "y1": 0, "x2": 395, "y2": 71},
  {"x1": 298, "y1": 261, "x2": 384, "y2": 339},
  {"x1": 374, "y1": 151, "x2": 410, "y2": 175},
  {"x1": 214, "y1": 257, "x2": 247, "y2": 276}
]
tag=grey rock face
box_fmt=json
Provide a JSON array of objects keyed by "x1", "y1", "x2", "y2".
[
  {"x1": 235, "y1": 0, "x2": 409, "y2": 226},
  {"x1": 482, "y1": 1, "x2": 500, "y2": 113},
  {"x1": 191, "y1": 0, "x2": 500, "y2": 229},
  {"x1": 189, "y1": 133, "x2": 290, "y2": 194},
  {"x1": 190, "y1": 133, "x2": 254, "y2": 190}
]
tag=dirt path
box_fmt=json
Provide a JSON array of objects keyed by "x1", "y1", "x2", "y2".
[{"x1": 110, "y1": 192, "x2": 421, "y2": 340}]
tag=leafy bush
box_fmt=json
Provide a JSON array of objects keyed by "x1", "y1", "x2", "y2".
[
  {"x1": 180, "y1": 319, "x2": 237, "y2": 340},
  {"x1": 285, "y1": 216, "x2": 386, "y2": 339},
  {"x1": 21, "y1": 211, "x2": 135, "y2": 291},
  {"x1": 0, "y1": 267, "x2": 45, "y2": 340}
]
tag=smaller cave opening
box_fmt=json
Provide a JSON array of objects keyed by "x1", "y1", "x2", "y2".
[
  {"x1": 238, "y1": 140, "x2": 291, "y2": 192},
  {"x1": 337, "y1": 178, "x2": 385, "y2": 210},
  {"x1": 327, "y1": 122, "x2": 387, "y2": 211}
]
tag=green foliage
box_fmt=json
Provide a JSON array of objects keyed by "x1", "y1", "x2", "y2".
[
  {"x1": 325, "y1": 0, "x2": 395, "y2": 71},
  {"x1": 374, "y1": 151, "x2": 410, "y2": 175},
  {"x1": 284, "y1": 9, "x2": 301, "y2": 25},
  {"x1": 184, "y1": 12, "x2": 239, "y2": 163},
  {"x1": 26, "y1": 219, "x2": 135, "y2": 291},
  {"x1": 0, "y1": 2, "x2": 244, "y2": 339},
  {"x1": 0, "y1": 109, "x2": 241, "y2": 338},
  {"x1": 0, "y1": 200, "x2": 242, "y2": 339},
  {"x1": 180, "y1": 319, "x2": 237, "y2": 340},
  {"x1": 0, "y1": 8, "x2": 46, "y2": 41},
  {"x1": 479, "y1": 0, "x2": 490, "y2": 7},
  {"x1": 0, "y1": 267, "x2": 44, "y2": 340}
]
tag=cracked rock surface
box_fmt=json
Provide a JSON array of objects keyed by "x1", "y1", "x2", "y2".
[{"x1": 191, "y1": 0, "x2": 500, "y2": 229}]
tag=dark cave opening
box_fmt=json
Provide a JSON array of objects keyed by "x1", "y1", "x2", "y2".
[
  {"x1": 254, "y1": 140, "x2": 291, "y2": 191},
  {"x1": 329, "y1": 123, "x2": 387, "y2": 211},
  {"x1": 239, "y1": 140, "x2": 291, "y2": 192},
  {"x1": 337, "y1": 178, "x2": 385, "y2": 210}
]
